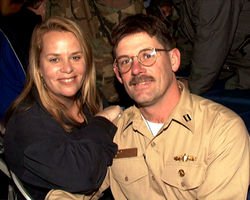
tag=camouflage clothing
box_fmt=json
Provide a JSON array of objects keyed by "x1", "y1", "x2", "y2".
[{"x1": 46, "y1": 0, "x2": 145, "y2": 103}]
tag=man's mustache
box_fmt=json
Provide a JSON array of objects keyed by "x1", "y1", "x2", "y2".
[{"x1": 129, "y1": 75, "x2": 155, "y2": 86}]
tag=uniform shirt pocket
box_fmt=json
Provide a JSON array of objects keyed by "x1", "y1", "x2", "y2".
[
  {"x1": 111, "y1": 156, "x2": 148, "y2": 185},
  {"x1": 161, "y1": 162, "x2": 206, "y2": 191}
]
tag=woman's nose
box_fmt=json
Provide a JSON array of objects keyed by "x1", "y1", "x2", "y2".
[{"x1": 60, "y1": 60, "x2": 73, "y2": 73}]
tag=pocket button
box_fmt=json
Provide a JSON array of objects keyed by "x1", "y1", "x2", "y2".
[
  {"x1": 181, "y1": 181, "x2": 186, "y2": 187},
  {"x1": 178, "y1": 169, "x2": 185, "y2": 177}
]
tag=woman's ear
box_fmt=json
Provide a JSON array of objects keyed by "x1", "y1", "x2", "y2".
[
  {"x1": 113, "y1": 65, "x2": 123, "y2": 84},
  {"x1": 169, "y1": 48, "x2": 181, "y2": 72}
]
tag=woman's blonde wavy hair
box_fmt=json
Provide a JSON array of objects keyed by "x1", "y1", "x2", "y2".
[{"x1": 6, "y1": 16, "x2": 102, "y2": 131}]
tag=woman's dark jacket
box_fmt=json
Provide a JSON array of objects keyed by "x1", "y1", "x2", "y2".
[{"x1": 3, "y1": 96, "x2": 117, "y2": 200}]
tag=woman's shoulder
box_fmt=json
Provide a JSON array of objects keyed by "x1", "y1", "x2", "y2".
[
  {"x1": 8, "y1": 98, "x2": 48, "y2": 127},
  {"x1": 14, "y1": 99, "x2": 39, "y2": 115}
]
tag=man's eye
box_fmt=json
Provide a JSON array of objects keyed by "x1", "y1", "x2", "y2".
[
  {"x1": 143, "y1": 53, "x2": 153, "y2": 59},
  {"x1": 119, "y1": 58, "x2": 130, "y2": 66}
]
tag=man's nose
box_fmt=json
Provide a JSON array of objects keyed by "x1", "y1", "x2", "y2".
[{"x1": 131, "y1": 57, "x2": 146, "y2": 75}]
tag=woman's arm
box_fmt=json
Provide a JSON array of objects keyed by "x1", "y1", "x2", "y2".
[{"x1": 4, "y1": 106, "x2": 118, "y2": 194}]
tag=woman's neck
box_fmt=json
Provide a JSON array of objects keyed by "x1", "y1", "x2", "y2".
[
  {"x1": 67, "y1": 100, "x2": 84, "y2": 123},
  {"x1": 54, "y1": 95, "x2": 84, "y2": 123}
]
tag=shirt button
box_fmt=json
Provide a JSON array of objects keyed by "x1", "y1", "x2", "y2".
[
  {"x1": 152, "y1": 175, "x2": 156, "y2": 181},
  {"x1": 181, "y1": 182, "x2": 185, "y2": 187},
  {"x1": 125, "y1": 176, "x2": 128, "y2": 181},
  {"x1": 151, "y1": 142, "x2": 156, "y2": 147},
  {"x1": 178, "y1": 169, "x2": 185, "y2": 177}
]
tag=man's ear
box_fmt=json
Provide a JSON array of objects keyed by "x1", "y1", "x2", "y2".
[
  {"x1": 169, "y1": 48, "x2": 181, "y2": 72},
  {"x1": 113, "y1": 66, "x2": 123, "y2": 84}
]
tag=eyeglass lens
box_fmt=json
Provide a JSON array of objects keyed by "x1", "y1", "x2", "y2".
[{"x1": 116, "y1": 48, "x2": 157, "y2": 73}]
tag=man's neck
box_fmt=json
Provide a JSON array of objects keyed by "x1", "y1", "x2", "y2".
[{"x1": 139, "y1": 81, "x2": 181, "y2": 123}]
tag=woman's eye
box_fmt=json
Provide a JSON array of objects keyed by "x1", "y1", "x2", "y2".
[
  {"x1": 72, "y1": 55, "x2": 81, "y2": 61},
  {"x1": 49, "y1": 57, "x2": 59, "y2": 63}
]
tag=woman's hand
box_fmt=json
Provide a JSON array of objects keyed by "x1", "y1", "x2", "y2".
[{"x1": 96, "y1": 105, "x2": 123, "y2": 123}]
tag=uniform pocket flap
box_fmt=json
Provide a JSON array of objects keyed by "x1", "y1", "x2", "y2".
[
  {"x1": 161, "y1": 162, "x2": 206, "y2": 190},
  {"x1": 111, "y1": 156, "x2": 148, "y2": 185}
]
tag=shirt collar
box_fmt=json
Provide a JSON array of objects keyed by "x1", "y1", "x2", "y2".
[
  {"x1": 168, "y1": 81, "x2": 194, "y2": 133},
  {"x1": 120, "y1": 81, "x2": 195, "y2": 134}
]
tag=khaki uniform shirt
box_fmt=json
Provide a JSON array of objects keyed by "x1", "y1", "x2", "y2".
[
  {"x1": 45, "y1": 85, "x2": 250, "y2": 200},
  {"x1": 107, "y1": 86, "x2": 249, "y2": 200}
]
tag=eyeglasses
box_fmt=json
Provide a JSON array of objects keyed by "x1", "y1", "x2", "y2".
[{"x1": 114, "y1": 48, "x2": 170, "y2": 74}]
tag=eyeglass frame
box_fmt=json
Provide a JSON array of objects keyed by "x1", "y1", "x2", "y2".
[{"x1": 113, "y1": 47, "x2": 171, "y2": 74}]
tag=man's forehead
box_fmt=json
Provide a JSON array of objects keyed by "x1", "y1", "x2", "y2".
[{"x1": 116, "y1": 33, "x2": 160, "y2": 54}]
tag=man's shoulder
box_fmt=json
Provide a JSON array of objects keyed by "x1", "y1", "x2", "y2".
[
  {"x1": 115, "y1": 106, "x2": 140, "y2": 128},
  {"x1": 189, "y1": 94, "x2": 248, "y2": 142},
  {"x1": 122, "y1": 106, "x2": 139, "y2": 119},
  {"x1": 190, "y1": 93, "x2": 241, "y2": 120}
]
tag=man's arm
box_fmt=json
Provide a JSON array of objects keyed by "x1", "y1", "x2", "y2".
[
  {"x1": 44, "y1": 169, "x2": 111, "y2": 200},
  {"x1": 188, "y1": 0, "x2": 244, "y2": 94},
  {"x1": 197, "y1": 116, "x2": 249, "y2": 199}
]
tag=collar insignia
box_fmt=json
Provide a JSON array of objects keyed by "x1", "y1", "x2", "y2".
[{"x1": 183, "y1": 114, "x2": 192, "y2": 122}]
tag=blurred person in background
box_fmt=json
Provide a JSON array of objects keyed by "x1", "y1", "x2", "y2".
[
  {"x1": 0, "y1": 0, "x2": 47, "y2": 124},
  {"x1": 172, "y1": 0, "x2": 250, "y2": 95},
  {"x1": 172, "y1": 0, "x2": 250, "y2": 131},
  {"x1": 0, "y1": 0, "x2": 47, "y2": 69}
]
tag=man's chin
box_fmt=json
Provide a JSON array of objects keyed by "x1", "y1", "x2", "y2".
[{"x1": 133, "y1": 97, "x2": 153, "y2": 107}]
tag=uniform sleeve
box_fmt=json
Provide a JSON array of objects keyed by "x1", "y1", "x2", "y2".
[
  {"x1": 197, "y1": 116, "x2": 250, "y2": 199},
  {"x1": 44, "y1": 170, "x2": 111, "y2": 200},
  {"x1": 45, "y1": 189, "x2": 93, "y2": 200},
  {"x1": 188, "y1": 1, "x2": 243, "y2": 94}
]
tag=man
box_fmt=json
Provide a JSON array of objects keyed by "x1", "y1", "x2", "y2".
[{"x1": 45, "y1": 14, "x2": 249, "y2": 200}]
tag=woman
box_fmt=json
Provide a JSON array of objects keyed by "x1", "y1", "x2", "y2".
[{"x1": 3, "y1": 16, "x2": 121, "y2": 200}]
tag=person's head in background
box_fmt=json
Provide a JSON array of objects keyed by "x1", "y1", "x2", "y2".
[
  {"x1": 158, "y1": 0, "x2": 174, "y2": 18},
  {"x1": 112, "y1": 14, "x2": 180, "y2": 117},
  {"x1": 23, "y1": 0, "x2": 47, "y2": 20},
  {"x1": 147, "y1": 0, "x2": 174, "y2": 20},
  {"x1": 7, "y1": 16, "x2": 102, "y2": 131},
  {"x1": 0, "y1": 0, "x2": 47, "y2": 18},
  {"x1": 0, "y1": 0, "x2": 25, "y2": 16}
]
